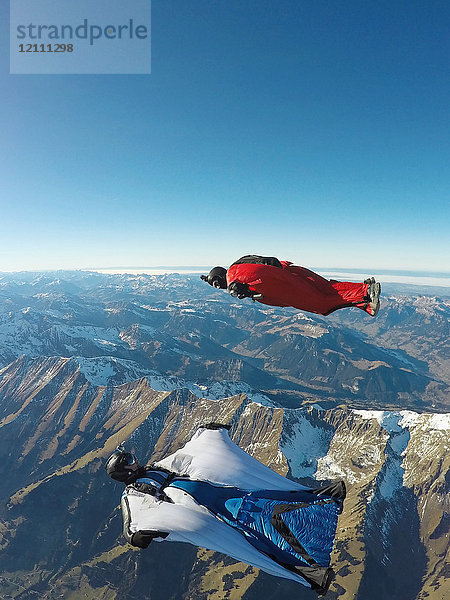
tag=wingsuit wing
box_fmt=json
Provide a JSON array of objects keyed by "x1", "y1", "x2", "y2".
[
  {"x1": 121, "y1": 485, "x2": 315, "y2": 586},
  {"x1": 154, "y1": 426, "x2": 309, "y2": 491}
]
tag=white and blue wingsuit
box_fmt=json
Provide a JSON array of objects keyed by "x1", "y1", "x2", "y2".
[{"x1": 114, "y1": 425, "x2": 345, "y2": 595}]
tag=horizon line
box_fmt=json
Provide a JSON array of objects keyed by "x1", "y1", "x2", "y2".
[{"x1": 1, "y1": 266, "x2": 450, "y2": 278}]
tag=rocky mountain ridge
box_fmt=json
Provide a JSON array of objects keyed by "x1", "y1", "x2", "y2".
[{"x1": 0, "y1": 358, "x2": 448, "y2": 600}]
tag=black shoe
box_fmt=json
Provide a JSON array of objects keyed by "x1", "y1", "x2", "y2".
[
  {"x1": 367, "y1": 281, "x2": 381, "y2": 316},
  {"x1": 315, "y1": 568, "x2": 335, "y2": 596}
]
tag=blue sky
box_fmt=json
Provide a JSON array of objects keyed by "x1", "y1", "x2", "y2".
[{"x1": 1, "y1": 1, "x2": 449, "y2": 272}]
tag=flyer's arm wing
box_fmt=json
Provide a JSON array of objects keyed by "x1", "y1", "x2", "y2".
[{"x1": 155, "y1": 426, "x2": 307, "y2": 491}]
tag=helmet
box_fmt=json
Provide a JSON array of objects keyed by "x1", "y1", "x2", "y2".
[
  {"x1": 105, "y1": 448, "x2": 142, "y2": 484},
  {"x1": 200, "y1": 266, "x2": 227, "y2": 289}
]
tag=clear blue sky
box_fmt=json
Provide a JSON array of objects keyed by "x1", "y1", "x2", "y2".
[{"x1": 1, "y1": 1, "x2": 449, "y2": 272}]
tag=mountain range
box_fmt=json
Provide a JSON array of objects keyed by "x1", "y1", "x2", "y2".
[
  {"x1": 0, "y1": 271, "x2": 448, "y2": 599},
  {"x1": 0, "y1": 271, "x2": 448, "y2": 411}
]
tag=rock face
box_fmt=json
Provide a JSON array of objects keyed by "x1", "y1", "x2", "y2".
[{"x1": 0, "y1": 359, "x2": 448, "y2": 600}]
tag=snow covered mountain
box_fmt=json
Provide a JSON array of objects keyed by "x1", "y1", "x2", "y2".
[
  {"x1": 0, "y1": 271, "x2": 448, "y2": 599},
  {"x1": 0, "y1": 271, "x2": 448, "y2": 411},
  {"x1": 0, "y1": 359, "x2": 447, "y2": 600}
]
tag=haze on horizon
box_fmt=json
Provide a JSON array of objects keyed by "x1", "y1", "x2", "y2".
[{"x1": 1, "y1": 1, "x2": 449, "y2": 273}]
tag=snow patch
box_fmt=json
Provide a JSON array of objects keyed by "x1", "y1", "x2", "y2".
[
  {"x1": 354, "y1": 409, "x2": 450, "y2": 434},
  {"x1": 428, "y1": 413, "x2": 450, "y2": 430},
  {"x1": 280, "y1": 414, "x2": 332, "y2": 479},
  {"x1": 315, "y1": 455, "x2": 349, "y2": 483},
  {"x1": 377, "y1": 429, "x2": 410, "y2": 500},
  {"x1": 399, "y1": 411, "x2": 450, "y2": 431},
  {"x1": 353, "y1": 410, "x2": 403, "y2": 433},
  {"x1": 199, "y1": 381, "x2": 275, "y2": 407},
  {"x1": 73, "y1": 357, "x2": 116, "y2": 386}
]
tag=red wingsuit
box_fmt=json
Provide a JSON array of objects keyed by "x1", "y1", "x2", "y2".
[{"x1": 227, "y1": 260, "x2": 373, "y2": 316}]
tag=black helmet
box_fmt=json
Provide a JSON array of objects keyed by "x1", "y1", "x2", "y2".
[
  {"x1": 200, "y1": 266, "x2": 227, "y2": 289},
  {"x1": 105, "y1": 447, "x2": 143, "y2": 484}
]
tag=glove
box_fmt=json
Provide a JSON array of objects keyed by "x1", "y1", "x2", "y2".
[
  {"x1": 228, "y1": 281, "x2": 252, "y2": 299},
  {"x1": 131, "y1": 530, "x2": 169, "y2": 548}
]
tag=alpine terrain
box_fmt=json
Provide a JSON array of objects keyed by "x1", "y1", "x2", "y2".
[{"x1": 0, "y1": 271, "x2": 448, "y2": 600}]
